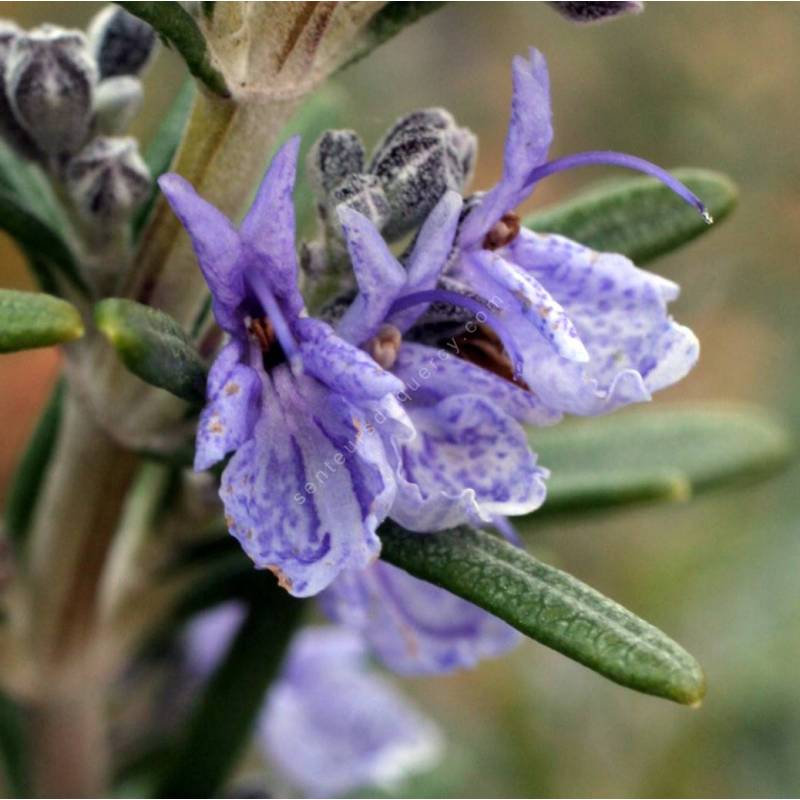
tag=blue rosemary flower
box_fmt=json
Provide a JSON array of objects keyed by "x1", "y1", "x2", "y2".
[
  {"x1": 161, "y1": 139, "x2": 551, "y2": 597},
  {"x1": 260, "y1": 625, "x2": 442, "y2": 795},
  {"x1": 334, "y1": 197, "x2": 551, "y2": 531},
  {"x1": 321, "y1": 559, "x2": 520, "y2": 675},
  {"x1": 159, "y1": 138, "x2": 411, "y2": 598},
  {"x1": 437, "y1": 48, "x2": 705, "y2": 416},
  {"x1": 185, "y1": 609, "x2": 442, "y2": 796}
]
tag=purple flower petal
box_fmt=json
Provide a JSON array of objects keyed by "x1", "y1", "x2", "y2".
[
  {"x1": 239, "y1": 136, "x2": 305, "y2": 316},
  {"x1": 389, "y1": 394, "x2": 548, "y2": 531},
  {"x1": 195, "y1": 339, "x2": 261, "y2": 471},
  {"x1": 183, "y1": 601, "x2": 246, "y2": 678},
  {"x1": 390, "y1": 191, "x2": 464, "y2": 333},
  {"x1": 393, "y1": 341, "x2": 560, "y2": 427},
  {"x1": 405, "y1": 191, "x2": 463, "y2": 291},
  {"x1": 297, "y1": 318, "x2": 405, "y2": 400},
  {"x1": 220, "y1": 368, "x2": 396, "y2": 596},
  {"x1": 260, "y1": 626, "x2": 442, "y2": 796},
  {"x1": 158, "y1": 173, "x2": 244, "y2": 333},
  {"x1": 458, "y1": 48, "x2": 553, "y2": 247},
  {"x1": 322, "y1": 562, "x2": 520, "y2": 675},
  {"x1": 507, "y1": 229, "x2": 700, "y2": 414},
  {"x1": 466, "y1": 249, "x2": 589, "y2": 363},
  {"x1": 336, "y1": 205, "x2": 407, "y2": 345}
]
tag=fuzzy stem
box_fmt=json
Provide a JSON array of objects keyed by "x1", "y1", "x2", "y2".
[
  {"x1": 27, "y1": 393, "x2": 138, "y2": 664},
  {"x1": 21, "y1": 392, "x2": 138, "y2": 796},
  {"x1": 28, "y1": 690, "x2": 107, "y2": 798}
]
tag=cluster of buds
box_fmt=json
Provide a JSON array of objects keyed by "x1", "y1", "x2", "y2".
[
  {"x1": 0, "y1": 7, "x2": 155, "y2": 227},
  {"x1": 306, "y1": 109, "x2": 477, "y2": 268}
]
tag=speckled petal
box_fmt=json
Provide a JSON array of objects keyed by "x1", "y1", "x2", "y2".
[
  {"x1": 260, "y1": 626, "x2": 442, "y2": 796},
  {"x1": 336, "y1": 205, "x2": 407, "y2": 345},
  {"x1": 194, "y1": 339, "x2": 261, "y2": 471},
  {"x1": 158, "y1": 173, "x2": 244, "y2": 333},
  {"x1": 406, "y1": 191, "x2": 463, "y2": 290},
  {"x1": 183, "y1": 601, "x2": 246, "y2": 678},
  {"x1": 458, "y1": 48, "x2": 553, "y2": 247},
  {"x1": 220, "y1": 368, "x2": 395, "y2": 597},
  {"x1": 506, "y1": 229, "x2": 700, "y2": 414},
  {"x1": 391, "y1": 191, "x2": 464, "y2": 333},
  {"x1": 389, "y1": 394, "x2": 548, "y2": 531},
  {"x1": 468, "y1": 249, "x2": 589, "y2": 362},
  {"x1": 321, "y1": 562, "x2": 520, "y2": 675},
  {"x1": 393, "y1": 342, "x2": 560, "y2": 427},
  {"x1": 239, "y1": 136, "x2": 304, "y2": 316},
  {"x1": 297, "y1": 318, "x2": 405, "y2": 400},
  {"x1": 432, "y1": 264, "x2": 547, "y2": 387}
]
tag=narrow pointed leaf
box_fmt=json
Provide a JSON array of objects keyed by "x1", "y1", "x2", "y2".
[
  {"x1": 0, "y1": 141, "x2": 86, "y2": 294},
  {"x1": 0, "y1": 192, "x2": 87, "y2": 294},
  {"x1": 379, "y1": 523, "x2": 705, "y2": 705},
  {"x1": 4, "y1": 380, "x2": 64, "y2": 548},
  {"x1": 118, "y1": 2, "x2": 229, "y2": 97},
  {"x1": 0, "y1": 290, "x2": 84, "y2": 353},
  {"x1": 0, "y1": 691, "x2": 31, "y2": 798},
  {"x1": 155, "y1": 572, "x2": 304, "y2": 798},
  {"x1": 134, "y1": 79, "x2": 196, "y2": 236},
  {"x1": 144, "y1": 80, "x2": 196, "y2": 179},
  {"x1": 94, "y1": 299, "x2": 206, "y2": 403},
  {"x1": 0, "y1": 141, "x2": 63, "y2": 228},
  {"x1": 531, "y1": 405, "x2": 793, "y2": 517},
  {"x1": 342, "y1": 2, "x2": 445, "y2": 71},
  {"x1": 525, "y1": 168, "x2": 738, "y2": 263}
]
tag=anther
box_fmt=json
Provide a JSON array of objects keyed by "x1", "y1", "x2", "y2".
[
  {"x1": 366, "y1": 324, "x2": 402, "y2": 370},
  {"x1": 483, "y1": 212, "x2": 521, "y2": 250},
  {"x1": 248, "y1": 317, "x2": 276, "y2": 352}
]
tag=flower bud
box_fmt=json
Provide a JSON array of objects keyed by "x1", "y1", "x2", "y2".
[
  {"x1": 5, "y1": 25, "x2": 97, "y2": 156},
  {"x1": 88, "y1": 5, "x2": 157, "y2": 79},
  {"x1": 307, "y1": 129, "x2": 366, "y2": 197},
  {"x1": 0, "y1": 20, "x2": 41, "y2": 159},
  {"x1": 93, "y1": 75, "x2": 143, "y2": 134},
  {"x1": 65, "y1": 136, "x2": 150, "y2": 224},
  {"x1": 548, "y1": 1, "x2": 643, "y2": 23},
  {"x1": 369, "y1": 108, "x2": 477, "y2": 240},
  {"x1": 328, "y1": 173, "x2": 391, "y2": 232}
]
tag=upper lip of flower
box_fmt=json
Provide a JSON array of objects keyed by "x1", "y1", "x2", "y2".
[{"x1": 456, "y1": 48, "x2": 710, "y2": 252}]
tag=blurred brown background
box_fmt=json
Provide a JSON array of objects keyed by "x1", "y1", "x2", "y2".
[{"x1": 2, "y1": 2, "x2": 800, "y2": 797}]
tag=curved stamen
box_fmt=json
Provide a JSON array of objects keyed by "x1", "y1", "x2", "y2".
[
  {"x1": 525, "y1": 151, "x2": 713, "y2": 223},
  {"x1": 389, "y1": 288, "x2": 526, "y2": 379},
  {"x1": 246, "y1": 271, "x2": 303, "y2": 373}
]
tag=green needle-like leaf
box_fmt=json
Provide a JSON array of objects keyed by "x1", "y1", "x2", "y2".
[
  {"x1": 531, "y1": 405, "x2": 793, "y2": 517},
  {"x1": 0, "y1": 141, "x2": 63, "y2": 229},
  {"x1": 134, "y1": 79, "x2": 196, "y2": 236},
  {"x1": 119, "y1": 2, "x2": 229, "y2": 97},
  {"x1": 0, "y1": 290, "x2": 84, "y2": 353},
  {"x1": 94, "y1": 298, "x2": 206, "y2": 404},
  {"x1": 155, "y1": 572, "x2": 304, "y2": 798},
  {"x1": 0, "y1": 691, "x2": 31, "y2": 798},
  {"x1": 0, "y1": 192, "x2": 86, "y2": 295},
  {"x1": 379, "y1": 523, "x2": 706, "y2": 705},
  {"x1": 342, "y1": 2, "x2": 445, "y2": 71},
  {"x1": 4, "y1": 380, "x2": 64, "y2": 549},
  {"x1": 0, "y1": 140, "x2": 86, "y2": 294},
  {"x1": 525, "y1": 168, "x2": 738, "y2": 263}
]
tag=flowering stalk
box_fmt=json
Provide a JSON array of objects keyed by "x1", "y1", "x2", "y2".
[
  {"x1": 1, "y1": 3, "x2": 790, "y2": 797},
  {"x1": 4, "y1": 5, "x2": 409, "y2": 795},
  {"x1": 22, "y1": 392, "x2": 137, "y2": 796}
]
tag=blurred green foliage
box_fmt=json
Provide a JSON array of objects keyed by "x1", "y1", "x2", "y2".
[{"x1": 1, "y1": 2, "x2": 799, "y2": 797}]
